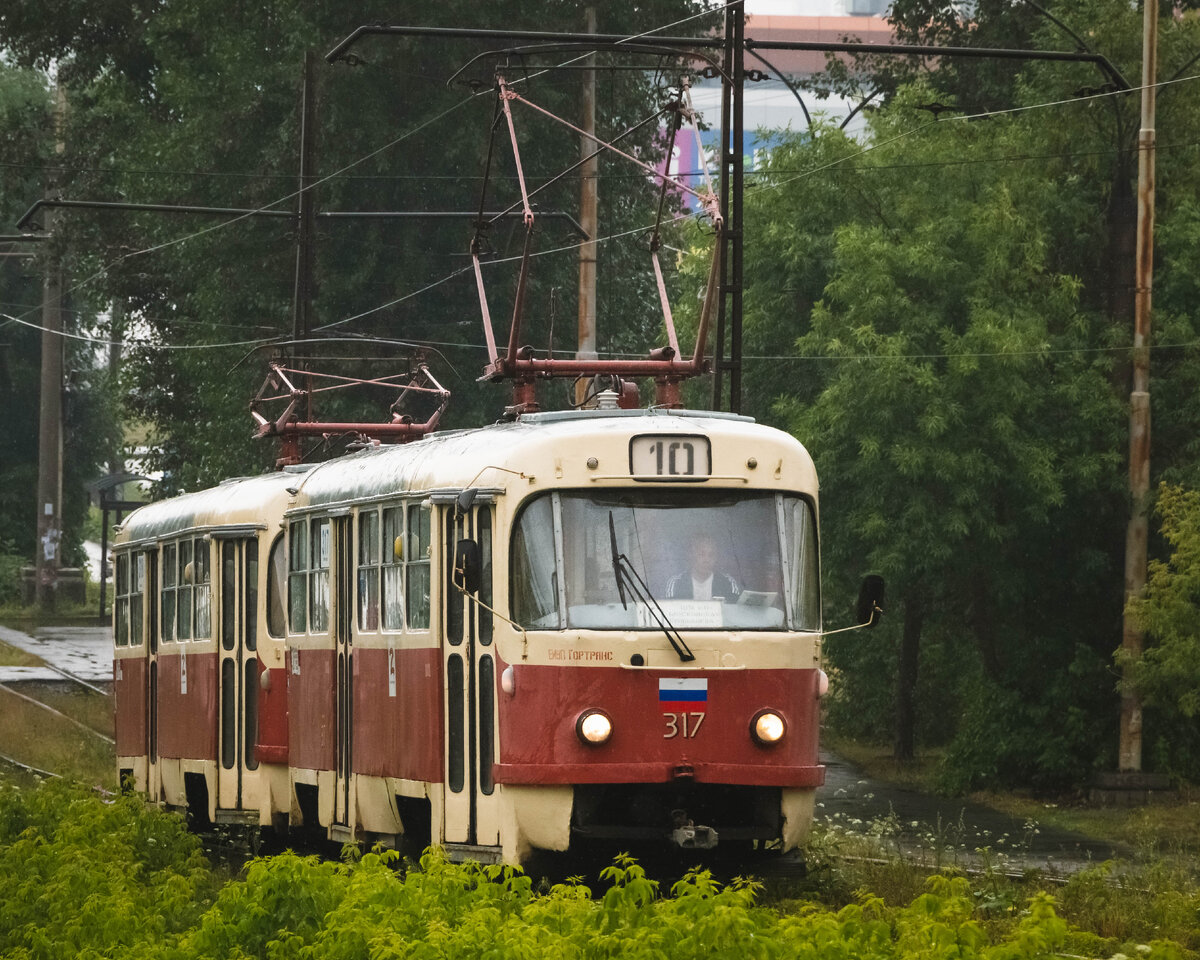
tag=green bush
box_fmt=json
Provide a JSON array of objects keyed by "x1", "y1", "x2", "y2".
[
  {"x1": 0, "y1": 540, "x2": 26, "y2": 608},
  {"x1": 0, "y1": 782, "x2": 1192, "y2": 959},
  {"x1": 0, "y1": 780, "x2": 219, "y2": 959}
]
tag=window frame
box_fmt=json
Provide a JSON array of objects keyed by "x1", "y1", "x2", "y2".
[
  {"x1": 510, "y1": 488, "x2": 820, "y2": 633},
  {"x1": 159, "y1": 536, "x2": 213, "y2": 643}
]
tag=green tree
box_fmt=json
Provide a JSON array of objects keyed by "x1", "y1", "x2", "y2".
[
  {"x1": 1, "y1": 0, "x2": 705, "y2": 494},
  {"x1": 0, "y1": 64, "x2": 118, "y2": 576},
  {"x1": 1128, "y1": 484, "x2": 1200, "y2": 777},
  {"x1": 737, "y1": 81, "x2": 1124, "y2": 786},
  {"x1": 734, "y1": 0, "x2": 1200, "y2": 788}
]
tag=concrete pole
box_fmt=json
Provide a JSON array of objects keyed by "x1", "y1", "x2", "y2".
[
  {"x1": 1119, "y1": 0, "x2": 1158, "y2": 773},
  {"x1": 575, "y1": 7, "x2": 598, "y2": 406},
  {"x1": 34, "y1": 83, "x2": 67, "y2": 609}
]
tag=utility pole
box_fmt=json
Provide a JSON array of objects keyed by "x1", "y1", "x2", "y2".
[
  {"x1": 293, "y1": 50, "x2": 318, "y2": 345},
  {"x1": 575, "y1": 7, "x2": 599, "y2": 405},
  {"x1": 34, "y1": 83, "x2": 66, "y2": 608},
  {"x1": 1118, "y1": 0, "x2": 1158, "y2": 775},
  {"x1": 711, "y1": 1, "x2": 745, "y2": 413}
]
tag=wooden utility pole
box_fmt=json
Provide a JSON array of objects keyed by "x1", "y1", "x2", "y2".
[
  {"x1": 575, "y1": 7, "x2": 599, "y2": 404},
  {"x1": 1118, "y1": 0, "x2": 1158, "y2": 774},
  {"x1": 34, "y1": 83, "x2": 66, "y2": 608},
  {"x1": 292, "y1": 50, "x2": 318, "y2": 344}
]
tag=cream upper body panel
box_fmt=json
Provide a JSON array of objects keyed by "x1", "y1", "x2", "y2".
[{"x1": 285, "y1": 409, "x2": 818, "y2": 512}]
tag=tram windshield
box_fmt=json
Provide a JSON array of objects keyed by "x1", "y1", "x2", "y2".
[{"x1": 511, "y1": 490, "x2": 819, "y2": 632}]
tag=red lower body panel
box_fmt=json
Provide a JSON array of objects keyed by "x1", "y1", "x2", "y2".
[{"x1": 495, "y1": 664, "x2": 823, "y2": 787}]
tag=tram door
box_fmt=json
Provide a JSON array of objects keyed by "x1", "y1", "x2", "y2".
[
  {"x1": 442, "y1": 503, "x2": 499, "y2": 849},
  {"x1": 332, "y1": 517, "x2": 354, "y2": 829},
  {"x1": 216, "y1": 538, "x2": 260, "y2": 814},
  {"x1": 144, "y1": 550, "x2": 160, "y2": 801}
]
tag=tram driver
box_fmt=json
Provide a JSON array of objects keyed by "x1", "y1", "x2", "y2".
[{"x1": 663, "y1": 532, "x2": 741, "y2": 602}]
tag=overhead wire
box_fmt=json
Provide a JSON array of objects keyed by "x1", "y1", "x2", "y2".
[
  {"x1": 311, "y1": 66, "x2": 1200, "y2": 362},
  {"x1": 6, "y1": 1, "x2": 740, "y2": 351},
  {"x1": 285, "y1": 332, "x2": 1200, "y2": 364},
  {"x1": 14, "y1": 7, "x2": 1200, "y2": 364}
]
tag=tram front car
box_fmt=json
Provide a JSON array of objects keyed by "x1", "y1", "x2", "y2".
[{"x1": 467, "y1": 408, "x2": 825, "y2": 862}]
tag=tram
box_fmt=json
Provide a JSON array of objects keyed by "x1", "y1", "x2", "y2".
[
  {"x1": 112, "y1": 399, "x2": 849, "y2": 862},
  {"x1": 112, "y1": 58, "x2": 884, "y2": 864}
]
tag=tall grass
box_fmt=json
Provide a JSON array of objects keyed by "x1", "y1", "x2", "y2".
[{"x1": 0, "y1": 684, "x2": 115, "y2": 789}]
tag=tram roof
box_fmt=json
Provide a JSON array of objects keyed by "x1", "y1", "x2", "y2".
[
  {"x1": 115, "y1": 468, "x2": 311, "y2": 544},
  {"x1": 293, "y1": 408, "x2": 814, "y2": 508}
]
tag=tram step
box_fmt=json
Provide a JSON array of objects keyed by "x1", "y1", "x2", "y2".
[
  {"x1": 214, "y1": 808, "x2": 260, "y2": 826},
  {"x1": 329, "y1": 823, "x2": 357, "y2": 843},
  {"x1": 444, "y1": 842, "x2": 503, "y2": 864}
]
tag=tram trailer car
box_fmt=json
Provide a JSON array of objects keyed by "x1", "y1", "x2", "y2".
[{"x1": 113, "y1": 407, "x2": 827, "y2": 863}]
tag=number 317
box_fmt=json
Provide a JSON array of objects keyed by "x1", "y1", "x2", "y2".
[{"x1": 663, "y1": 712, "x2": 705, "y2": 739}]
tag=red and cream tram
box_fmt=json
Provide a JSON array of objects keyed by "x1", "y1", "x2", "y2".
[{"x1": 113, "y1": 404, "x2": 836, "y2": 862}]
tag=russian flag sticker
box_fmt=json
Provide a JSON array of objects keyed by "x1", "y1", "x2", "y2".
[{"x1": 659, "y1": 677, "x2": 708, "y2": 711}]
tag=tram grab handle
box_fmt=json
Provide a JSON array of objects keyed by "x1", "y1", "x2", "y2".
[{"x1": 455, "y1": 539, "x2": 482, "y2": 594}]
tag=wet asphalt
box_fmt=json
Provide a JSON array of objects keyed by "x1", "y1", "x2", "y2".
[{"x1": 817, "y1": 750, "x2": 1127, "y2": 875}]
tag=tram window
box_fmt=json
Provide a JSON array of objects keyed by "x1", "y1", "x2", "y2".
[
  {"x1": 221, "y1": 658, "x2": 236, "y2": 769},
  {"x1": 478, "y1": 507, "x2": 493, "y2": 645},
  {"x1": 511, "y1": 497, "x2": 560, "y2": 628},
  {"x1": 177, "y1": 539, "x2": 193, "y2": 640},
  {"x1": 161, "y1": 543, "x2": 176, "y2": 642},
  {"x1": 244, "y1": 658, "x2": 259, "y2": 771},
  {"x1": 266, "y1": 534, "x2": 287, "y2": 638},
  {"x1": 381, "y1": 507, "x2": 405, "y2": 631},
  {"x1": 514, "y1": 491, "x2": 817, "y2": 631},
  {"x1": 130, "y1": 554, "x2": 145, "y2": 646},
  {"x1": 358, "y1": 510, "x2": 381, "y2": 632},
  {"x1": 245, "y1": 540, "x2": 258, "y2": 652},
  {"x1": 309, "y1": 518, "x2": 330, "y2": 633},
  {"x1": 288, "y1": 521, "x2": 308, "y2": 632},
  {"x1": 162, "y1": 537, "x2": 211, "y2": 642},
  {"x1": 782, "y1": 497, "x2": 821, "y2": 632},
  {"x1": 221, "y1": 542, "x2": 236, "y2": 652},
  {"x1": 406, "y1": 503, "x2": 431, "y2": 631},
  {"x1": 445, "y1": 513, "x2": 463, "y2": 644},
  {"x1": 193, "y1": 539, "x2": 212, "y2": 640},
  {"x1": 447, "y1": 654, "x2": 464, "y2": 793},
  {"x1": 479, "y1": 655, "x2": 495, "y2": 794},
  {"x1": 115, "y1": 553, "x2": 130, "y2": 646}
]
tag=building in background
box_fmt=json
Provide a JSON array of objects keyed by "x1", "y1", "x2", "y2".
[{"x1": 667, "y1": 0, "x2": 892, "y2": 202}]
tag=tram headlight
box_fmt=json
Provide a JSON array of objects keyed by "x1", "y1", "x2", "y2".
[
  {"x1": 576, "y1": 710, "x2": 613, "y2": 745},
  {"x1": 751, "y1": 710, "x2": 786, "y2": 745}
]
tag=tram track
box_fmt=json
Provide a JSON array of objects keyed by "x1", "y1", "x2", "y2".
[{"x1": 0, "y1": 681, "x2": 114, "y2": 744}]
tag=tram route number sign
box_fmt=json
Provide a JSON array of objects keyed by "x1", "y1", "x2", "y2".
[{"x1": 629, "y1": 435, "x2": 711, "y2": 481}]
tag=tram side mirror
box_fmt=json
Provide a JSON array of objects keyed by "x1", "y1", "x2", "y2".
[
  {"x1": 455, "y1": 539, "x2": 482, "y2": 594},
  {"x1": 856, "y1": 575, "x2": 886, "y2": 628},
  {"x1": 456, "y1": 488, "x2": 478, "y2": 515}
]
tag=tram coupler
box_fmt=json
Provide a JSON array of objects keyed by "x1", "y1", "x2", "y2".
[{"x1": 669, "y1": 809, "x2": 719, "y2": 850}]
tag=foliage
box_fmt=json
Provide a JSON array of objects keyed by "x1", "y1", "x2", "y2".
[
  {"x1": 747, "y1": 80, "x2": 1124, "y2": 781},
  {"x1": 0, "y1": 62, "x2": 121, "y2": 568},
  {"x1": 1059, "y1": 860, "x2": 1200, "y2": 953},
  {"x1": 1127, "y1": 484, "x2": 1200, "y2": 777},
  {"x1": 1, "y1": 780, "x2": 1159, "y2": 960},
  {"x1": 0, "y1": 542, "x2": 26, "y2": 607},
  {"x1": 0, "y1": 780, "x2": 219, "y2": 959},
  {"x1": 1, "y1": 0, "x2": 705, "y2": 495},
  {"x1": 728, "y1": 0, "x2": 1200, "y2": 788}
]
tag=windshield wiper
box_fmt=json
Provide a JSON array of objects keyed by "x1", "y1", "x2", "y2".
[
  {"x1": 608, "y1": 511, "x2": 695, "y2": 663},
  {"x1": 608, "y1": 512, "x2": 628, "y2": 609}
]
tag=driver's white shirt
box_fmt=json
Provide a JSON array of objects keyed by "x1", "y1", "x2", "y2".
[{"x1": 691, "y1": 575, "x2": 714, "y2": 600}]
